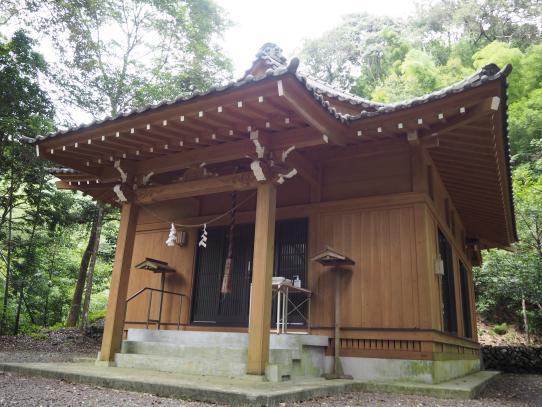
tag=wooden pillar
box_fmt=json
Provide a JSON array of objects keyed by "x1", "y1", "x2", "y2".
[
  {"x1": 99, "y1": 203, "x2": 138, "y2": 362},
  {"x1": 247, "y1": 182, "x2": 277, "y2": 375}
]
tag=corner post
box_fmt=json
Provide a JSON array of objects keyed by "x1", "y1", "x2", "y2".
[
  {"x1": 247, "y1": 182, "x2": 277, "y2": 375},
  {"x1": 99, "y1": 203, "x2": 138, "y2": 362}
]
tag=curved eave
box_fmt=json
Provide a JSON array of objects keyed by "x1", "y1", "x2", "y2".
[{"x1": 35, "y1": 60, "x2": 516, "y2": 248}]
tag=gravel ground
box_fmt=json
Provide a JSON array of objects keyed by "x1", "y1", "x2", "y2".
[
  {"x1": 1, "y1": 372, "x2": 541, "y2": 407},
  {"x1": 0, "y1": 328, "x2": 100, "y2": 363},
  {"x1": 1, "y1": 331, "x2": 541, "y2": 406}
]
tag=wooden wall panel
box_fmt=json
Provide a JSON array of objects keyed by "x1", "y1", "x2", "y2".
[
  {"x1": 310, "y1": 205, "x2": 421, "y2": 330},
  {"x1": 321, "y1": 150, "x2": 411, "y2": 202},
  {"x1": 137, "y1": 198, "x2": 200, "y2": 225},
  {"x1": 125, "y1": 229, "x2": 197, "y2": 328}
]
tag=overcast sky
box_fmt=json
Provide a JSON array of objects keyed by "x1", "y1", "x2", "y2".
[{"x1": 214, "y1": 0, "x2": 417, "y2": 77}]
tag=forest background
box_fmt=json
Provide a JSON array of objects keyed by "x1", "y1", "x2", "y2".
[{"x1": 0, "y1": 0, "x2": 540, "y2": 342}]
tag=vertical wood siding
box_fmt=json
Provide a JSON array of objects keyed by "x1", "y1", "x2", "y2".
[{"x1": 310, "y1": 206, "x2": 421, "y2": 330}]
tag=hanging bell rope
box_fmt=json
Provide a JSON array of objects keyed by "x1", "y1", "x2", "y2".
[{"x1": 221, "y1": 190, "x2": 237, "y2": 294}]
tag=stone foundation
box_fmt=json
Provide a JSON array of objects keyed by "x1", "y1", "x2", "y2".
[
  {"x1": 114, "y1": 329, "x2": 328, "y2": 382},
  {"x1": 325, "y1": 356, "x2": 480, "y2": 384}
]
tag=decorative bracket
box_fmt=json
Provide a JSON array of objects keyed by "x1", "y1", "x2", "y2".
[
  {"x1": 142, "y1": 171, "x2": 154, "y2": 185},
  {"x1": 114, "y1": 160, "x2": 128, "y2": 183},
  {"x1": 113, "y1": 184, "x2": 128, "y2": 203}
]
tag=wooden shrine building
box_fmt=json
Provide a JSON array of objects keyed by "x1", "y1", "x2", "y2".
[{"x1": 32, "y1": 44, "x2": 515, "y2": 383}]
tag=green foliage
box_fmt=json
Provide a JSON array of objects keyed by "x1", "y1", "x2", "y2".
[
  {"x1": 300, "y1": 13, "x2": 406, "y2": 96},
  {"x1": 473, "y1": 41, "x2": 524, "y2": 101},
  {"x1": 1, "y1": 1, "x2": 232, "y2": 335},
  {"x1": 372, "y1": 49, "x2": 441, "y2": 101},
  {"x1": 88, "y1": 308, "x2": 106, "y2": 323},
  {"x1": 474, "y1": 153, "x2": 542, "y2": 333},
  {"x1": 493, "y1": 323, "x2": 509, "y2": 335},
  {"x1": 5, "y1": 0, "x2": 232, "y2": 118}
]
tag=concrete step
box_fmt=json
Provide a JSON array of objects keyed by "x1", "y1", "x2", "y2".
[
  {"x1": 114, "y1": 353, "x2": 247, "y2": 377},
  {"x1": 119, "y1": 329, "x2": 329, "y2": 381},
  {"x1": 126, "y1": 329, "x2": 328, "y2": 351},
  {"x1": 121, "y1": 341, "x2": 247, "y2": 362},
  {"x1": 127, "y1": 329, "x2": 249, "y2": 348},
  {"x1": 269, "y1": 348, "x2": 300, "y2": 365}
]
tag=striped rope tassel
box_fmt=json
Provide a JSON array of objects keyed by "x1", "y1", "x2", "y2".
[{"x1": 221, "y1": 191, "x2": 237, "y2": 294}]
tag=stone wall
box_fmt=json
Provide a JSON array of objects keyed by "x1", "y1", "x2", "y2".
[{"x1": 482, "y1": 346, "x2": 542, "y2": 373}]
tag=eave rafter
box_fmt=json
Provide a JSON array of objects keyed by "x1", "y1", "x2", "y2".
[{"x1": 277, "y1": 76, "x2": 350, "y2": 145}]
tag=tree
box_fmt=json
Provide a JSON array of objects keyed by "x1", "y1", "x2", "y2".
[
  {"x1": 371, "y1": 49, "x2": 441, "y2": 102},
  {"x1": 81, "y1": 204, "x2": 104, "y2": 330},
  {"x1": 0, "y1": 30, "x2": 54, "y2": 334},
  {"x1": 299, "y1": 13, "x2": 405, "y2": 95},
  {"x1": 10, "y1": 0, "x2": 233, "y2": 118},
  {"x1": 412, "y1": 0, "x2": 542, "y2": 52},
  {"x1": 475, "y1": 155, "x2": 542, "y2": 337},
  {"x1": 66, "y1": 203, "x2": 102, "y2": 327},
  {"x1": 2, "y1": 1, "x2": 233, "y2": 330}
]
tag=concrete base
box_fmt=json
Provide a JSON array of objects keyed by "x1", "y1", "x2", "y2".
[
  {"x1": 0, "y1": 362, "x2": 501, "y2": 404},
  {"x1": 326, "y1": 356, "x2": 481, "y2": 384},
  {"x1": 115, "y1": 329, "x2": 328, "y2": 382}
]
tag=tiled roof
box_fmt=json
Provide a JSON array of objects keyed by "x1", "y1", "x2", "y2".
[
  {"x1": 47, "y1": 167, "x2": 80, "y2": 174},
  {"x1": 30, "y1": 43, "x2": 511, "y2": 144},
  {"x1": 349, "y1": 63, "x2": 512, "y2": 120}
]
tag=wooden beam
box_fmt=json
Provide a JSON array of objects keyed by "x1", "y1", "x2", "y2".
[
  {"x1": 99, "y1": 203, "x2": 138, "y2": 362},
  {"x1": 136, "y1": 171, "x2": 257, "y2": 203},
  {"x1": 247, "y1": 182, "x2": 277, "y2": 375},
  {"x1": 42, "y1": 152, "x2": 102, "y2": 176},
  {"x1": 284, "y1": 150, "x2": 319, "y2": 188},
  {"x1": 420, "y1": 96, "x2": 498, "y2": 138},
  {"x1": 420, "y1": 134, "x2": 439, "y2": 148},
  {"x1": 55, "y1": 180, "x2": 108, "y2": 190},
  {"x1": 349, "y1": 83, "x2": 501, "y2": 133},
  {"x1": 134, "y1": 139, "x2": 254, "y2": 178},
  {"x1": 38, "y1": 79, "x2": 281, "y2": 149},
  {"x1": 280, "y1": 76, "x2": 350, "y2": 145},
  {"x1": 407, "y1": 131, "x2": 420, "y2": 146},
  {"x1": 98, "y1": 127, "x2": 324, "y2": 181}
]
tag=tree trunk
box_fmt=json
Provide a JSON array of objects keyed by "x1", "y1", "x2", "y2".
[
  {"x1": 81, "y1": 204, "x2": 103, "y2": 330},
  {"x1": 13, "y1": 283, "x2": 24, "y2": 335},
  {"x1": 0, "y1": 164, "x2": 14, "y2": 335},
  {"x1": 522, "y1": 292, "x2": 530, "y2": 345},
  {"x1": 13, "y1": 175, "x2": 45, "y2": 335},
  {"x1": 66, "y1": 209, "x2": 99, "y2": 327}
]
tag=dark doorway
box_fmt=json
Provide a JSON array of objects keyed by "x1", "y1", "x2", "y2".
[
  {"x1": 438, "y1": 230, "x2": 458, "y2": 335},
  {"x1": 272, "y1": 218, "x2": 309, "y2": 327},
  {"x1": 191, "y1": 223, "x2": 254, "y2": 326},
  {"x1": 459, "y1": 262, "x2": 473, "y2": 338},
  {"x1": 191, "y1": 218, "x2": 308, "y2": 326}
]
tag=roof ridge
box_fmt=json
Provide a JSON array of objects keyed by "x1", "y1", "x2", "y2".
[
  {"x1": 298, "y1": 72, "x2": 386, "y2": 109},
  {"x1": 349, "y1": 63, "x2": 512, "y2": 121}
]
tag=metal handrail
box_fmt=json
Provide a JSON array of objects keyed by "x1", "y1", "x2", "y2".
[{"x1": 126, "y1": 287, "x2": 188, "y2": 330}]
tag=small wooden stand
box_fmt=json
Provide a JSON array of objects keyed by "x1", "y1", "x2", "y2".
[
  {"x1": 134, "y1": 258, "x2": 176, "y2": 330},
  {"x1": 311, "y1": 247, "x2": 355, "y2": 380}
]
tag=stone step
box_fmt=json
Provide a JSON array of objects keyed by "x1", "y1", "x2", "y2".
[
  {"x1": 118, "y1": 329, "x2": 329, "y2": 381},
  {"x1": 127, "y1": 329, "x2": 249, "y2": 348},
  {"x1": 121, "y1": 341, "x2": 247, "y2": 361},
  {"x1": 126, "y1": 329, "x2": 327, "y2": 351},
  {"x1": 114, "y1": 353, "x2": 247, "y2": 377}
]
